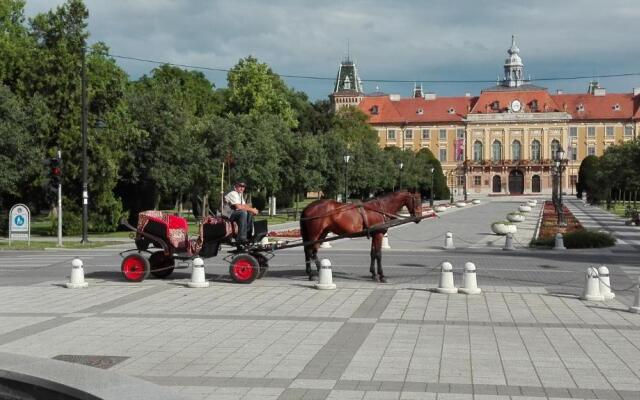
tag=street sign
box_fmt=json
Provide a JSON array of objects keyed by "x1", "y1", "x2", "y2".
[{"x1": 9, "y1": 204, "x2": 30, "y2": 245}]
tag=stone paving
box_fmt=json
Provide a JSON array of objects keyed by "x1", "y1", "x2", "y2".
[{"x1": 0, "y1": 197, "x2": 639, "y2": 400}]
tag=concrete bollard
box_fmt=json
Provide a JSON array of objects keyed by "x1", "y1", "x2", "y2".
[
  {"x1": 581, "y1": 267, "x2": 604, "y2": 301},
  {"x1": 436, "y1": 261, "x2": 458, "y2": 294},
  {"x1": 381, "y1": 233, "x2": 391, "y2": 249},
  {"x1": 315, "y1": 258, "x2": 336, "y2": 290},
  {"x1": 320, "y1": 234, "x2": 333, "y2": 248},
  {"x1": 459, "y1": 262, "x2": 481, "y2": 295},
  {"x1": 553, "y1": 233, "x2": 566, "y2": 250},
  {"x1": 597, "y1": 266, "x2": 615, "y2": 300},
  {"x1": 444, "y1": 232, "x2": 455, "y2": 250},
  {"x1": 260, "y1": 236, "x2": 269, "y2": 246},
  {"x1": 629, "y1": 277, "x2": 640, "y2": 313},
  {"x1": 187, "y1": 257, "x2": 209, "y2": 288},
  {"x1": 66, "y1": 258, "x2": 88, "y2": 289},
  {"x1": 503, "y1": 233, "x2": 516, "y2": 251}
]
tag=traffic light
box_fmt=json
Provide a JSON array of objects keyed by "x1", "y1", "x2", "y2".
[{"x1": 49, "y1": 157, "x2": 62, "y2": 190}]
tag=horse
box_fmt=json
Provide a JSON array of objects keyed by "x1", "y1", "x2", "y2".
[{"x1": 299, "y1": 191, "x2": 422, "y2": 283}]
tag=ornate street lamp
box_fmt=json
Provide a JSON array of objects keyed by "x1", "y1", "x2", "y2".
[
  {"x1": 554, "y1": 146, "x2": 566, "y2": 226},
  {"x1": 429, "y1": 166, "x2": 435, "y2": 207},
  {"x1": 398, "y1": 162, "x2": 404, "y2": 190},
  {"x1": 463, "y1": 159, "x2": 468, "y2": 201},
  {"x1": 343, "y1": 154, "x2": 351, "y2": 203}
]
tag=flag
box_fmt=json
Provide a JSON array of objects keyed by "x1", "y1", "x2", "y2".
[{"x1": 455, "y1": 138, "x2": 465, "y2": 161}]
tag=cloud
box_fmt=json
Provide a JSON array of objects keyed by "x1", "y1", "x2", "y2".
[{"x1": 23, "y1": 0, "x2": 640, "y2": 99}]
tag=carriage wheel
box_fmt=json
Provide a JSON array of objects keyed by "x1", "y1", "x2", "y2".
[
  {"x1": 229, "y1": 254, "x2": 259, "y2": 284},
  {"x1": 121, "y1": 254, "x2": 150, "y2": 282},
  {"x1": 149, "y1": 252, "x2": 175, "y2": 279},
  {"x1": 253, "y1": 253, "x2": 269, "y2": 279}
]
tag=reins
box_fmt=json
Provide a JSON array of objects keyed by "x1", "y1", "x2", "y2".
[{"x1": 299, "y1": 193, "x2": 417, "y2": 222}]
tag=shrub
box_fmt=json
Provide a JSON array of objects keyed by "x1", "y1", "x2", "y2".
[
  {"x1": 531, "y1": 229, "x2": 616, "y2": 248},
  {"x1": 48, "y1": 211, "x2": 82, "y2": 236}
]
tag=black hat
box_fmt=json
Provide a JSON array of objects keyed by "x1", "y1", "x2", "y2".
[{"x1": 234, "y1": 181, "x2": 246, "y2": 187}]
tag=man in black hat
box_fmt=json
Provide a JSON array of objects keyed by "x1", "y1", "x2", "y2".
[{"x1": 223, "y1": 181, "x2": 258, "y2": 244}]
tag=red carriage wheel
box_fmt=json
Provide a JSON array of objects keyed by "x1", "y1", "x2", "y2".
[
  {"x1": 229, "y1": 254, "x2": 259, "y2": 284},
  {"x1": 121, "y1": 254, "x2": 150, "y2": 282},
  {"x1": 149, "y1": 252, "x2": 175, "y2": 279}
]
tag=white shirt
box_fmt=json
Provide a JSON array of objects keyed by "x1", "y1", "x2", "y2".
[{"x1": 223, "y1": 190, "x2": 245, "y2": 216}]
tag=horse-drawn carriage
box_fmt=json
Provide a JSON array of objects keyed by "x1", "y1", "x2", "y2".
[
  {"x1": 120, "y1": 211, "x2": 271, "y2": 283},
  {"x1": 119, "y1": 191, "x2": 426, "y2": 284}
]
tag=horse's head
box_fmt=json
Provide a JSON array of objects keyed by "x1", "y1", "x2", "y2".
[{"x1": 403, "y1": 191, "x2": 422, "y2": 222}]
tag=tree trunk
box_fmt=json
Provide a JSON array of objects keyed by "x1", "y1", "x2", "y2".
[{"x1": 202, "y1": 193, "x2": 209, "y2": 218}]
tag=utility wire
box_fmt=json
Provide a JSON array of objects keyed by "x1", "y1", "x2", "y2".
[{"x1": 108, "y1": 53, "x2": 640, "y2": 84}]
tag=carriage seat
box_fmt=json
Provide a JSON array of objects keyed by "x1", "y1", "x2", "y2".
[{"x1": 137, "y1": 211, "x2": 190, "y2": 251}]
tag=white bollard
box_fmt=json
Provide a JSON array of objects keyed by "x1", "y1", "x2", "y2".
[
  {"x1": 597, "y1": 266, "x2": 615, "y2": 300},
  {"x1": 187, "y1": 257, "x2": 209, "y2": 288},
  {"x1": 436, "y1": 262, "x2": 458, "y2": 294},
  {"x1": 260, "y1": 236, "x2": 269, "y2": 246},
  {"x1": 381, "y1": 233, "x2": 391, "y2": 249},
  {"x1": 66, "y1": 258, "x2": 88, "y2": 289},
  {"x1": 315, "y1": 258, "x2": 336, "y2": 290},
  {"x1": 459, "y1": 262, "x2": 481, "y2": 295},
  {"x1": 444, "y1": 232, "x2": 455, "y2": 249},
  {"x1": 553, "y1": 233, "x2": 566, "y2": 250},
  {"x1": 581, "y1": 267, "x2": 604, "y2": 301},
  {"x1": 320, "y1": 235, "x2": 333, "y2": 248},
  {"x1": 503, "y1": 233, "x2": 516, "y2": 251},
  {"x1": 629, "y1": 277, "x2": 640, "y2": 313}
]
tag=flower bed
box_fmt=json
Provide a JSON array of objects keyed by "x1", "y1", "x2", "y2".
[
  {"x1": 537, "y1": 201, "x2": 583, "y2": 240},
  {"x1": 267, "y1": 229, "x2": 301, "y2": 238}
]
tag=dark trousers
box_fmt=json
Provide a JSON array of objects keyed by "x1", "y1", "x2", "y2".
[{"x1": 230, "y1": 210, "x2": 253, "y2": 241}]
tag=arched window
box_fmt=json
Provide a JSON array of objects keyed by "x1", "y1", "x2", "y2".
[
  {"x1": 473, "y1": 140, "x2": 483, "y2": 161},
  {"x1": 531, "y1": 140, "x2": 541, "y2": 161},
  {"x1": 550, "y1": 139, "x2": 560, "y2": 160},
  {"x1": 512, "y1": 140, "x2": 522, "y2": 161},
  {"x1": 492, "y1": 140, "x2": 502, "y2": 161}
]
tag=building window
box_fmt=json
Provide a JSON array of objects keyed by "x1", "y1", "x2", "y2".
[
  {"x1": 606, "y1": 126, "x2": 614, "y2": 138},
  {"x1": 457, "y1": 175, "x2": 465, "y2": 186},
  {"x1": 473, "y1": 176, "x2": 481, "y2": 186},
  {"x1": 569, "y1": 146, "x2": 577, "y2": 161},
  {"x1": 405, "y1": 129, "x2": 413, "y2": 140},
  {"x1": 473, "y1": 140, "x2": 483, "y2": 161},
  {"x1": 531, "y1": 140, "x2": 541, "y2": 161},
  {"x1": 512, "y1": 140, "x2": 522, "y2": 161},
  {"x1": 387, "y1": 130, "x2": 396, "y2": 141},
  {"x1": 421, "y1": 129, "x2": 430, "y2": 140},
  {"x1": 625, "y1": 125, "x2": 633, "y2": 137},
  {"x1": 569, "y1": 127, "x2": 578, "y2": 138},
  {"x1": 439, "y1": 148, "x2": 447, "y2": 162},
  {"x1": 550, "y1": 139, "x2": 560, "y2": 160},
  {"x1": 439, "y1": 129, "x2": 447, "y2": 141},
  {"x1": 587, "y1": 126, "x2": 596, "y2": 139},
  {"x1": 588, "y1": 146, "x2": 596, "y2": 156},
  {"x1": 456, "y1": 128, "x2": 465, "y2": 139},
  {"x1": 492, "y1": 140, "x2": 502, "y2": 161}
]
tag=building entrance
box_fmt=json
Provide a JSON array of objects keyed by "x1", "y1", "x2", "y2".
[
  {"x1": 492, "y1": 175, "x2": 501, "y2": 193},
  {"x1": 509, "y1": 170, "x2": 524, "y2": 194},
  {"x1": 532, "y1": 175, "x2": 541, "y2": 193}
]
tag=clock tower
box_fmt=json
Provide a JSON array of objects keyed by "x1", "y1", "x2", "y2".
[{"x1": 503, "y1": 35, "x2": 525, "y2": 88}]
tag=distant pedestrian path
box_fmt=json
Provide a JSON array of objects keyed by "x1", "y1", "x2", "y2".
[{"x1": 566, "y1": 198, "x2": 640, "y2": 249}]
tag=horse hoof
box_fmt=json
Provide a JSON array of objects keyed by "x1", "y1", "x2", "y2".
[
  {"x1": 308, "y1": 275, "x2": 315, "y2": 281},
  {"x1": 372, "y1": 275, "x2": 379, "y2": 282},
  {"x1": 379, "y1": 277, "x2": 388, "y2": 284}
]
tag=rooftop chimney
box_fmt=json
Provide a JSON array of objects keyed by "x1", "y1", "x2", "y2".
[
  {"x1": 389, "y1": 94, "x2": 401, "y2": 101},
  {"x1": 634, "y1": 87, "x2": 640, "y2": 96},
  {"x1": 556, "y1": 89, "x2": 563, "y2": 95},
  {"x1": 593, "y1": 87, "x2": 606, "y2": 96},
  {"x1": 424, "y1": 92, "x2": 437, "y2": 100},
  {"x1": 464, "y1": 92, "x2": 471, "y2": 97}
]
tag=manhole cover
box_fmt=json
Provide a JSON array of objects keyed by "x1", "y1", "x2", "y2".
[{"x1": 52, "y1": 355, "x2": 129, "y2": 369}]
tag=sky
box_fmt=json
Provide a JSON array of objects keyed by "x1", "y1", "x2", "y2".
[{"x1": 24, "y1": 0, "x2": 640, "y2": 101}]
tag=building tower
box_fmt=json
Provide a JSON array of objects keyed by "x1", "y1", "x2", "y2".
[
  {"x1": 413, "y1": 82, "x2": 423, "y2": 98},
  {"x1": 329, "y1": 55, "x2": 364, "y2": 112},
  {"x1": 503, "y1": 35, "x2": 525, "y2": 88}
]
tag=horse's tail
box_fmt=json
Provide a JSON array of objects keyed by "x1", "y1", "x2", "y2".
[{"x1": 299, "y1": 209, "x2": 309, "y2": 242}]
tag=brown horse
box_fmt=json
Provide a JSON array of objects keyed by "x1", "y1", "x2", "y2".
[{"x1": 300, "y1": 191, "x2": 422, "y2": 282}]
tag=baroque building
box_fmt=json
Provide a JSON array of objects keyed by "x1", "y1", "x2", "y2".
[{"x1": 330, "y1": 36, "x2": 640, "y2": 196}]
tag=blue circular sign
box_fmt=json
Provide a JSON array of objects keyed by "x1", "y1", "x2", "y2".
[{"x1": 14, "y1": 215, "x2": 24, "y2": 226}]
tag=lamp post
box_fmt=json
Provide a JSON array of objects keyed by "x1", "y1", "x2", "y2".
[
  {"x1": 343, "y1": 154, "x2": 350, "y2": 203},
  {"x1": 398, "y1": 162, "x2": 404, "y2": 190},
  {"x1": 463, "y1": 159, "x2": 468, "y2": 201},
  {"x1": 81, "y1": 46, "x2": 89, "y2": 244},
  {"x1": 554, "y1": 146, "x2": 566, "y2": 226},
  {"x1": 429, "y1": 166, "x2": 435, "y2": 207}
]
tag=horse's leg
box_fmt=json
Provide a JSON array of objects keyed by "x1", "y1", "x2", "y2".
[
  {"x1": 373, "y1": 232, "x2": 386, "y2": 283},
  {"x1": 369, "y1": 239, "x2": 378, "y2": 281},
  {"x1": 310, "y1": 243, "x2": 322, "y2": 280},
  {"x1": 304, "y1": 245, "x2": 312, "y2": 278}
]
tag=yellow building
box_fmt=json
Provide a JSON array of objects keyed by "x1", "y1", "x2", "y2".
[{"x1": 330, "y1": 37, "x2": 639, "y2": 196}]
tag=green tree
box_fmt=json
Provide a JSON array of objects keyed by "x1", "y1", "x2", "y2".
[
  {"x1": 226, "y1": 56, "x2": 297, "y2": 129},
  {"x1": 577, "y1": 155, "x2": 601, "y2": 203}
]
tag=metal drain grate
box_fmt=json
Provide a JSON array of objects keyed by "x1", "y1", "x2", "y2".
[{"x1": 52, "y1": 354, "x2": 129, "y2": 369}]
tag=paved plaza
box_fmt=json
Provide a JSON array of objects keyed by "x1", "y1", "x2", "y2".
[{"x1": 0, "y1": 198, "x2": 639, "y2": 400}]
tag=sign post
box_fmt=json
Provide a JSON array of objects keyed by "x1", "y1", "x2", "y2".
[
  {"x1": 57, "y1": 150, "x2": 63, "y2": 247},
  {"x1": 9, "y1": 204, "x2": 30, "y2": 246}
]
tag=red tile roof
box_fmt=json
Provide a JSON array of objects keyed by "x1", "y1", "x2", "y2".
[
  {"x1": 552, "y1": 93, "x2": 636, "y2": 120},
  {"x1": 470, "y1": 89, "x2": 560, "y2": 113},
  {"x1": 358, "y1": 96, "x2": 475, "y2": 125}
]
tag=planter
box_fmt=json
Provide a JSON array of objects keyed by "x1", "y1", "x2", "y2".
[
  {"x1": 434, "y1": 205, "x2": 447, "y2": 213},
  {"x1": 507, "y1": 212, "x2": 526, "y2": 223},
  {"x1": 518, "y1": 204, "x2": 532, "y2": 213},
  {"x1": 527, "y1": 200, "x2": 537, "y2": 207},
  {"x1": 471, "y1": 199, "x2": 481, "y2": 204},
  {"x1": 455, "y1": 201, "x2": 466, "y2": 208},
  {"x1": 491, "y1": 221, "x2": 518, "y2": 235}
]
